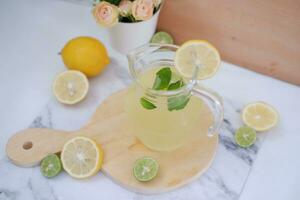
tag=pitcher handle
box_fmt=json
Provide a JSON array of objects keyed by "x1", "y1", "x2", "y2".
[{"x1": 192, "y1": 84, "x2": 224, "y2": 137}]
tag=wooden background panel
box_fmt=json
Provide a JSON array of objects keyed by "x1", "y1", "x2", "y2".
[{"x1": 157, "y1": 0, "x2": 300, "y2": 85}]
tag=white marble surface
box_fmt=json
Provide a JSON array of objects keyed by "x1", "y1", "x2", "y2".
[{"x1": 0, "y1": 0, "x2": 300, "y2": 199}]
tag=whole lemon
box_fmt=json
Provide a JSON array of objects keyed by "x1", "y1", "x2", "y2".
[{"x1": 61, "y1": 36, "x2": 110, "y2": 77}]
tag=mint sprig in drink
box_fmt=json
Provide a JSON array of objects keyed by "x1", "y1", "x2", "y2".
[{"x1": 125, "y1": 65, "x2": 203, "y2": 151}]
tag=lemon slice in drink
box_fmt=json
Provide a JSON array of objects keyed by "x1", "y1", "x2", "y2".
[
  {"x1": 175, "y1": 40, "x2": 221, "y2": 80},
  {"x1": 61, "y1": 136, "x2": 103, "y2": 179},
  {"x1": 133, "y1": 157, "x2": 159, "y2": 182},
  {"x1": 52, "y1": 70, "x2": 89, "y2": 105},
  {"x1": 235, "y1": 126, "x2": 256, "y2": 148},
  {"x1": 242, "y1": 102, "x2": 279, "y2": 131}
]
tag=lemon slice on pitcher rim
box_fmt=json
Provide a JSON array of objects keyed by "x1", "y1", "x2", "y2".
[
  {"x1": 52, "y1": 70, "x2": 89, "y2": 105},
  {"x1": 175, "y1": 40, "x2": 221, "y2": 80},
  {"x1": 242, "y1": 102, "x2": 279, "y2": 131},
  {"x1": 61, "y1": 136, "x2": 103, "y2": 179}
]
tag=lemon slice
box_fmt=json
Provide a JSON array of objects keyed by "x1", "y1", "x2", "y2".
[
  {"x1": 61, "y1": 136, "x2": 103, "y2": 179},
  {"x1": 242, "y1": 102, "x2": 279, "y2": 131},
  {"x1": 175, "y1": 40, "x2": 221, "y2": 80},
  {"x1": 52, "y1": 70, "x2": 89, "y2": 105}
]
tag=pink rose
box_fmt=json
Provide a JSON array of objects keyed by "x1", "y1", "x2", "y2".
[
  {"x1": 132, "y1": 0, "x2": 154, "y2": 21},
  {"x1": 93, "y1": 2, "x2": 119, "y2": 27},
  {"x1": 119, "y1": 0, "x2": 132, "y2": 16}
]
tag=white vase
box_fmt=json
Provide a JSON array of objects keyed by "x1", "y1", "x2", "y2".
[{"x1": 108, "y1": 9, "x2": 161, "y2": 54}]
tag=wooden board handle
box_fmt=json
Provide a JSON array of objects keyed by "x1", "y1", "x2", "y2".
[{"x1": 6, "y1": 128, "x2": 71, "y2": 167}]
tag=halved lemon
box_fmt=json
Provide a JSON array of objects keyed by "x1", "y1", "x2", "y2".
[
  {"x1": 52, "y1": 70, "x2": 89, "y2": 105},
  {"x1": 61, "y1": 136, "x2": 103, "y2": 179},
  {"x1": 242, "y1": 102, "x2": 279, "y2": 131},
  {"x1": 175, "y1": 40, "x2": 221, "y2": 80}
]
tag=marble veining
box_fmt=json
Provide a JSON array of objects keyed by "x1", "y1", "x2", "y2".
[
  {"x1": 0, "y1": 57, "x2": 265, "y2": 200},
  {"x1": 0, "y1": 157, "x2": 60, "y2": 200},
  {"x1": 27, "y1": 169, "x2": 59, "y2": 200},
  {"x1": 29, "y1": 106, "x2": 53, "y2": 129},
  {"x1": 219, "y1": 100, "x2": 264, "y2": 166},
  {"x1": 0, "y1": 188, "x2": 19, "y2": 200},
  {"x1": 1, "y1": 0, "x2": 299, "y2": 199}
]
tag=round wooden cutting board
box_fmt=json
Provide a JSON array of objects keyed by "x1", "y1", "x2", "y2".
[{"x1": 6, "y1": 89, "x2": 218, "y2": 194}]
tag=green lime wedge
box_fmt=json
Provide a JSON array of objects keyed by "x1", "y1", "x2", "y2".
[
  {"x1": 150, "y1": 31, "x2": 174, "y2": 44},
  {"x1": 235, "y1": 126, "x2": 257, "y2": 148},
  {"x1": 133, "y1": 157, "x2": 159, "y2": 182},
  {"x1": 41, "y1": 154, "x2": 62, "y2": 178}
]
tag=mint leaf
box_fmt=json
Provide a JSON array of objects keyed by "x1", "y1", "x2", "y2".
[
  {"x1": 167, "y1": 79, "x2": 184, "y2": 90},
  {"x1": 167, "y1": 95, "x2": 190, "y2": 111},
  {"x1": 140, "y1": 97, "x2": 156, "y2": 110},
  {"x1": 152, "y1": 67, "x2": 171, "y2": 90}
]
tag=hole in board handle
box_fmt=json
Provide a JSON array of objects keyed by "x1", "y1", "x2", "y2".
[{"x1": 23, "y1": 141, "x2": 33, "y2": 150}]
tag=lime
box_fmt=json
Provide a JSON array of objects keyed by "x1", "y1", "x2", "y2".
[
  {"x1": 235, "y1": 126, "x2": 257, "y2": 148},
  {"x1": 150, "y1": 31, "x2": 174, "y2": 44},
  {"x1": 133, "y1": 157, "x2": 159, "y2": 182},
  {"x1": 41, "y1": 154, "x2": 62, "y2": 178}
]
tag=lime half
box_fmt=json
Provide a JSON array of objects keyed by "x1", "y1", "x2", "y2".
[
  {"x1": 150, "y1": 31, "x2": 174, "y2": 44},
  {"x1": 41, "y1": 154, "x2": 62, "y2": 178},
  {"x1": 235, "y1": 126, "x2": 257, "y2": 148},
  {"x1": 133, "y1": 157, "x2": 159, "y2": 182}
]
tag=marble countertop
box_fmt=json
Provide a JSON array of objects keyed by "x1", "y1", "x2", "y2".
[{"x1": 0, "y1": 0, "x2": 299, "y2": 199}]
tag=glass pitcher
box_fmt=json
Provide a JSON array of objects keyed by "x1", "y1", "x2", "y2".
[{"x1": 125, "y1": 44, "x2": 223, "y2": 151}]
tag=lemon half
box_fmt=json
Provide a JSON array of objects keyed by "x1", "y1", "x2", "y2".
[
  {"x1": 61, "y1": 136, "x2": 103, "y2": 179},
  {"x1": 52, "y1": 70, "x2": 89, "y2": 105},
  {"x1": 242, "y1": 102, "x2": 279, "y2": 131}
]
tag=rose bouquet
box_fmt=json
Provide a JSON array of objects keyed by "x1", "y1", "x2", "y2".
[
  {"x1": 93, "y1": 0, "x2": 162, "y2": 27},
  {"x1": 92, "y1": 0, "x2": 163, "y2": 53}
]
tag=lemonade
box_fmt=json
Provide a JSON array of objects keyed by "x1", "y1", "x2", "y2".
[
  {"x1": 125, "y1": 66, "x2": 206, "y2": 151},
  {"x1": 125, "y1": 43, "x2": 223, "y2": 152}
]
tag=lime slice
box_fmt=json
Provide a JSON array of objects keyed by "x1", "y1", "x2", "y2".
[
  {"x1": 150, "y1": 31, "x2": 174, "y2": 44},
  {"x1": 235, "y1": 126, "x2": 257, "y2": 148},
  {"x1": 41, "y1": 154, "x2": 62, "y2": 178},
  {"x1": 133, "y1": 157, "x2": 159, "y2": 182}
]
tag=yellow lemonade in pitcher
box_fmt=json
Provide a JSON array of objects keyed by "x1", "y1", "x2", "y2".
[{"x1": 125, "y1": 66, "x2": 206, "y2": 151}]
